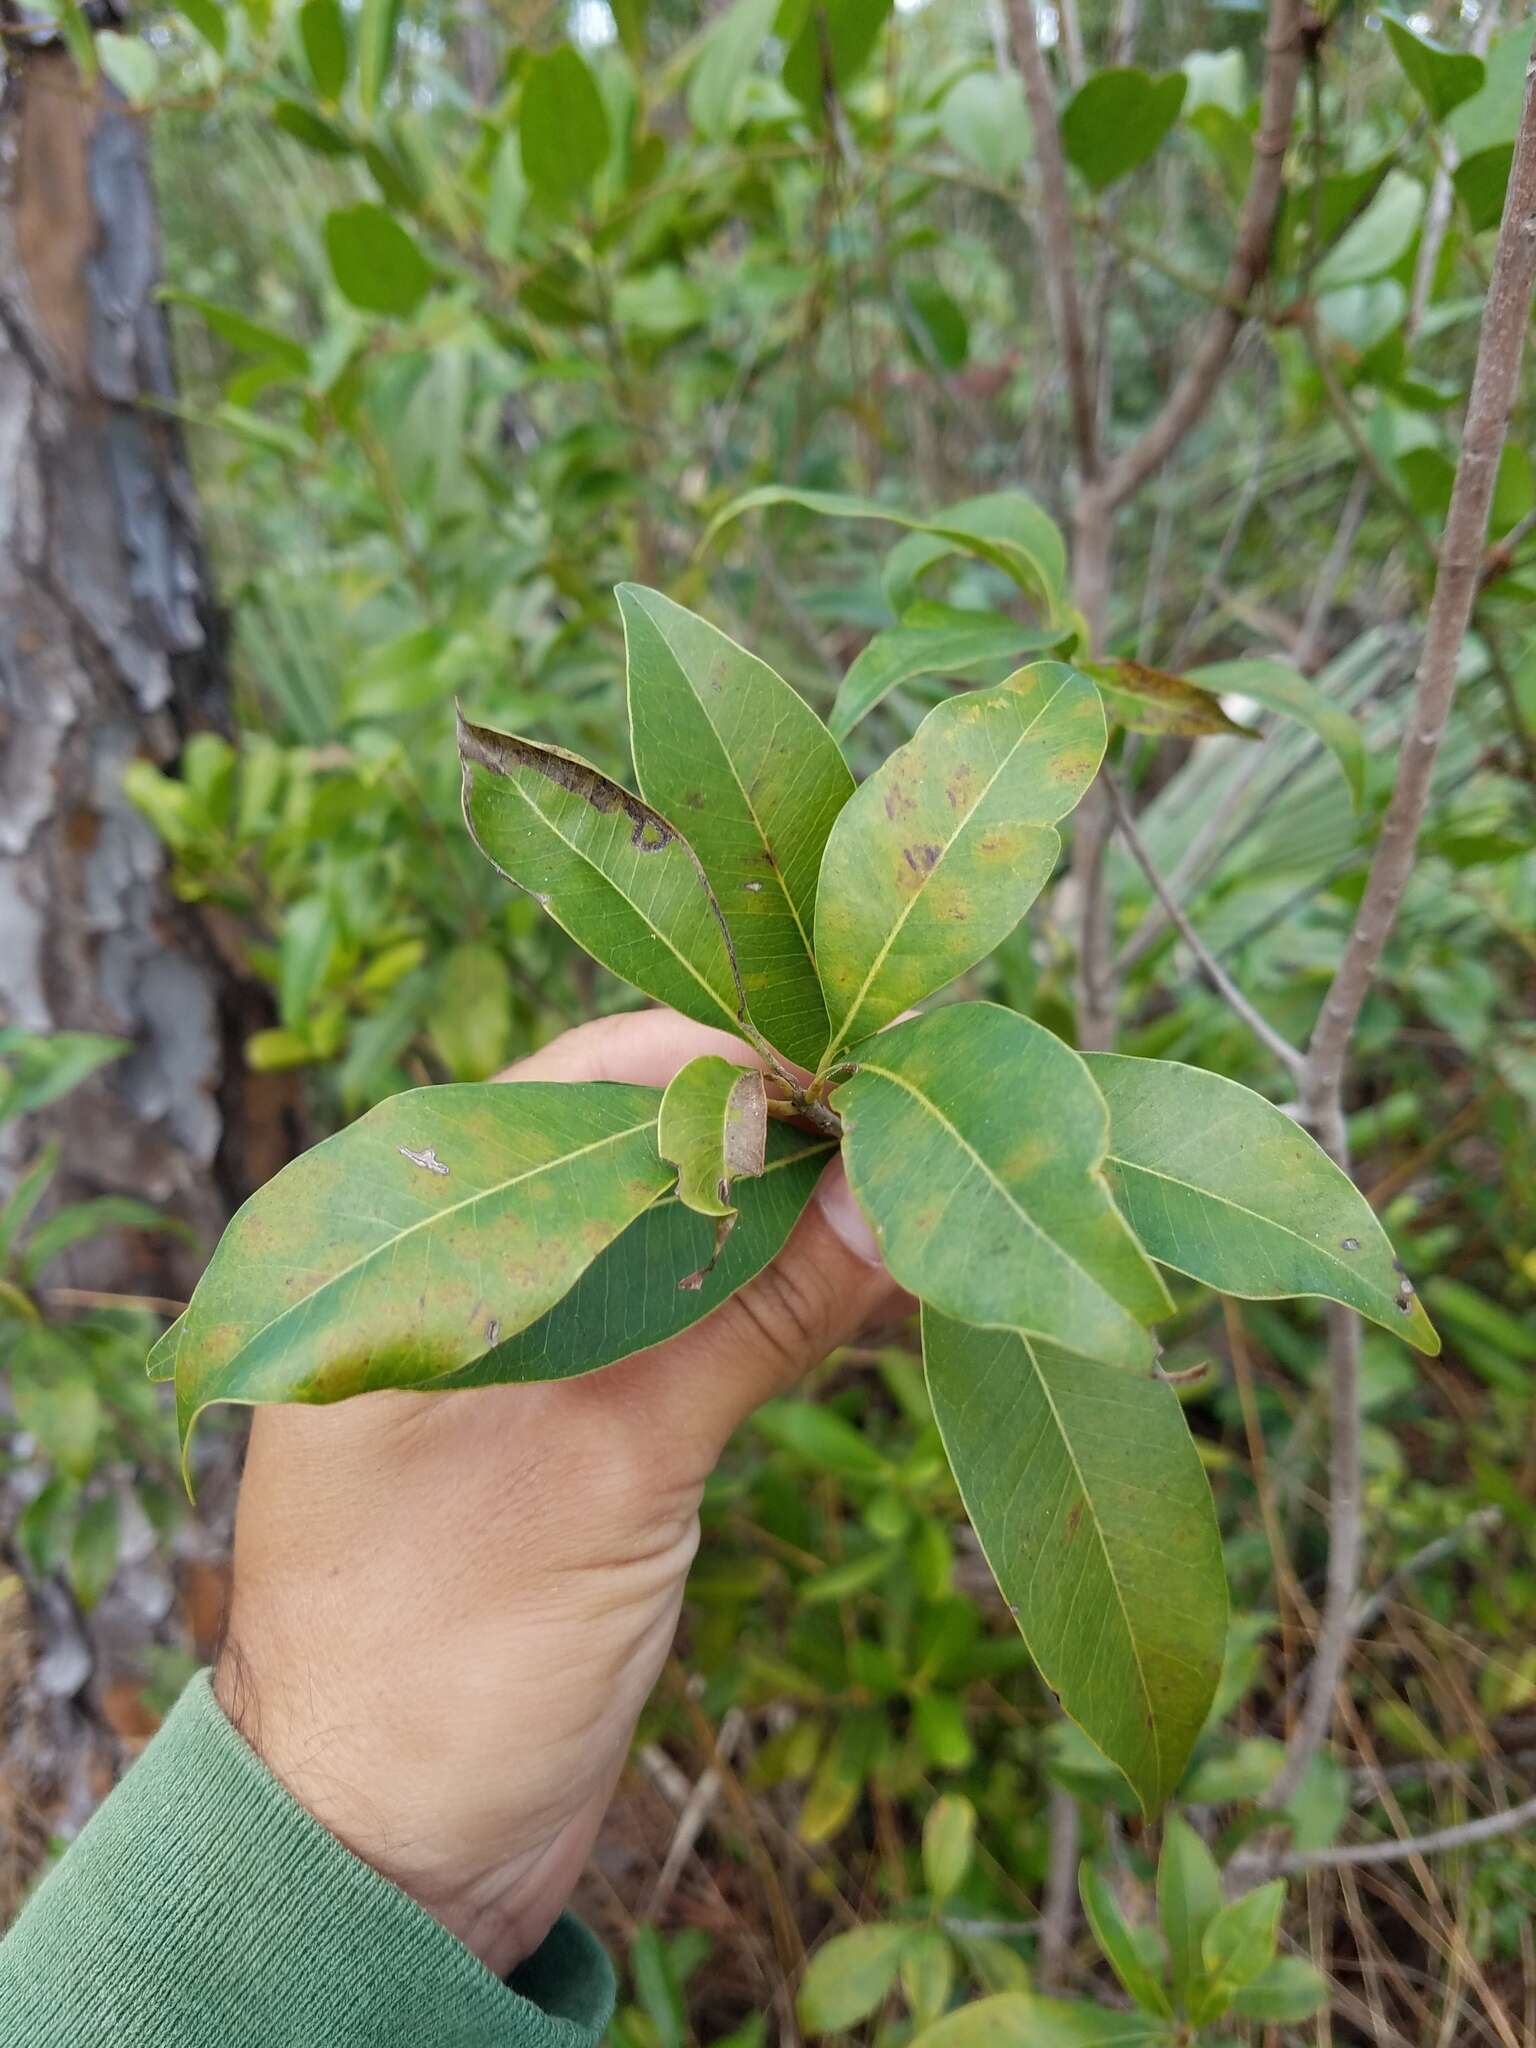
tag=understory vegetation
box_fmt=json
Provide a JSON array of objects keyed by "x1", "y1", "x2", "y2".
[{"x1": 3, "y1": 1, "x2": 1535, "y2": 2042}]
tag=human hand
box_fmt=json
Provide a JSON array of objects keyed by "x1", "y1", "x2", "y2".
[{"x1": 213, "y1": 1009, "x2": 902, "y2": 1977}]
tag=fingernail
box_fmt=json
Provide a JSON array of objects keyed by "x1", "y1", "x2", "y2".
[{"x1": 816, "y1": 1161, "x2": 883, "y2": 1266}]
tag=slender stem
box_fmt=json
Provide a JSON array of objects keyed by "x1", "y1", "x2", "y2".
[
  {"x1": 1103, "y1": 772, "x2": 1306, "y2": 1082},
  {"x1": 1005, "y1": 0, "x2": 1098, "y2": 481},
  {"x1": 1038, "y1": 1784, "x2": 1080, "y2": 1990},
  {"x1": 1278, "y1": 1793, "x2": 1536, "y2": 1874},
  {"x1": 1098, "y1": 0, "x2": 1307, "y2": 512}
]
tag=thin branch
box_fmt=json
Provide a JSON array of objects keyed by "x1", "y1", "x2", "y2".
[
  {"x1": 1278, "y1": 1793, "x2": 1536, "y2": 1874},
  {"x1": 1057, "y1": 0, "x2": 1086, "y2": 89},
  {"x1": 1296, "y1": 469, "x2": 1370, "y2": 672},
  {"x1": 1098, "y1": 0, "x2": 1307, "y2": 511},
  {"x1": 1005, "y1": 0, "x2": 1098, "y2": 480},
  {"x1": 1037, "y1": 1784, "x2": 1079, "y2": 1990},
  {"x1": 1407, "y1": 1, "x2": 1502, "y2": 342},
  {"x1": 1103, "y1": 772, "x2": 1307, "y2": 1081},
  {"x1": 1302, "y1": 58, "x2": 1536, "y2": 1151},
  {"x1": 1348, "y1": 1507, "x2": 1502, "y2": 1637}
]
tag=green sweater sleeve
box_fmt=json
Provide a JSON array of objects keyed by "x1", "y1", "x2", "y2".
[{"x1": 0, "y1": 1671, "x2": 614, "y2": 2047}]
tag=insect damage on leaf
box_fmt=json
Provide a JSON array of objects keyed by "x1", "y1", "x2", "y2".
[
  {"x1": 658, "y1": 1054, "x2": 771, "y2": 1286},
  {"x1": 458, "y1": 713, "x2": 677, "y2": 854}
]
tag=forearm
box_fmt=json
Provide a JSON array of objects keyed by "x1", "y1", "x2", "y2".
[{"x1": 0, "y1": 1673, "x2": 612, "y2": 2048}]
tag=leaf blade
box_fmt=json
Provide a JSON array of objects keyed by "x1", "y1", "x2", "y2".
[
  {"x1": 816, "y1": 666, "x2": 1105, "y2": 1054},
  {"x1": 835, "y1": 1006, "x2": 1169, "y2": 1368},
  {"x1": 1082, "y1": 1055, "x2": 1440, "y2": 1352},
  {"x1": 658, "y1": 1053, "x2": 768, "y2": 1218},
  {"x1": 621, "y1": 584, "x2": 854, "y2": 1068},
  {"x1": 830, "y1": 613, "x2": 1066, "y2": 740},
  {"x1": 924, "y1": 1307, "x2": 1227, "y2": 1814}
]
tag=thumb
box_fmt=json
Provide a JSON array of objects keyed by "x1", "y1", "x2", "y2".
[{"x1": 645, "y1": 1155, "x2": 907, "y2": 1458}]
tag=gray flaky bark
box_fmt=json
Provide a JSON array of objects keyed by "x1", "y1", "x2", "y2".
[{"x1": 0, "y1": 47, "x2": 274, "y2": 1293}]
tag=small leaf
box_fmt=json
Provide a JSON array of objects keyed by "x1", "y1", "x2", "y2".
[
  {"x1": 1079, "y1": 1863, "x2": 1173, "y2": 2015},
  {"x1": 922, "y1": 1793, "x2": 976, "y2": 1904},
  {"x1": 178, "y1": 0, "x2": 228, "y2": 57},
  {"x1": 1061, "y1": 69, "x2": 1188, "y2": 193},
  {"x1": 658, "y1": 1054, "x2": 768, "y2": 1220},
  {"x1": 836, "y1": 1006, "x2": 1170, "y2": 1369},
  {"x1": 1082, "y1": 1055, "x2": 1440, "y2": 1352},
  {"x1": 1229, "y1": 1955, "x2": 1330, "y2": 2023},
  {"x1": 900, "y1": 278, "x2": 969, "y2": 370},
  {"x1": 621, "y1": 584, "x2": 854, "y2": 1069},
  {"x1": 299, "y1": 0, "x2": 348, "y2": 98},
  {"x1": 356, "y1": 0, "x2": 400, "y2": 113},
  {"x1": 1314, "y1": 171, "x2": 1424, "y2": 291},
  {"x1": 687, "y1": 0, "x2": 778, "y2": 139},
  {"x1": 274, "y1": 100, "x2": 356, "y2": 155},
  {"x1": 939, "y1": 72, "x2": 1030, "y2": 183},
  {"x1": 755, "y1": 1398, "x2": 892, "y2": 1480},
  {"x1": 925, "y1": 1309, "x2": 1226, "y2": 1816},
  {"x1": 323, "y1": 203, "x2": 435, "y2": 317},
  {"x1": 1085, "y1": 661, "x2": 1258, "y2": 741},
  {"x1": 1453, "y1": 144, "x2": 1514, "y2": 233},
  {"x1": 816, "y1": 666, "x2": 1105, "y2": 1054},
  {"x1": 702, "y1": 487, "x2": 1067, "y2": 623},
  {"x1": 0, "y1": 1142, "x2": 59, "y2": 1268},
  {"x1": 9, "y1": 1330, "x2": 102, "y2": 1483},
  {"x1": 521, "y1": 46, "x2": 611, "y2": 206},
  {"x1": 901, "y1": 1928, "x2": 958, "y2": 2030},
  {"x1": 1448, "y1": 19, "x2": 1535, "y2": 157},
  {"x1": 71, "y1": 1492, "x2": 121, "y2": 1613},
  {"x1": 96, "y1": 31, "x2": 159, "y2": 104},
  {"x1": 0, "y1": 1031, "x2": 129, "y2": 1120},
  {"x1": 1194, "y1": 1880, "x2": 1284, "y2": 2018},
  {"x1": 160, "y1": 291, "x2": 310, "y2": 376},
  {"x1": 435, "y1": 1125, "x2": 831, "y2": 1390},
  {"x1": 797, "y1": 1924, "x2": 909, "y2": 2032},
  {"x1": 1157, "y1": 1815, "x2": 1224, "y2": 2008},
  {"x1": 459, "y1": 712, "x2": 751, "y2": 1042},
  {"x1": 171, "y1": 1082, "x2": 675, "y2": 1459},
  {"x1": 782, "y1": 0, "x2": 893, "y2": 119},
  {"x1": 1382, "y1": 12, "x2": 1484, "y2": 122},
  {"x1": 1185, "y1": 658, "x2": 1366, "y2": 807},
  {"x1": 427, "y1": 942, "x2": 512, "y2": 1082},
  {"x1": 831, "y1": 612, "x2": 1063, "y2": 739},
  {"x1": 20, "y1": 1197, "x2": 186, "y2": 1285},
  {"x1": 910, "y1": 1992, "x2": 1173, "y2": 2045}
]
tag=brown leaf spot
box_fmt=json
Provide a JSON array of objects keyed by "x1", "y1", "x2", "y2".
[
  {"x1": 945, "y1": 766, "x2": 977, "y2": 809},
  {"x1": 884, "y1": 782, "x2": 918, "y2": 820},
  {"x1": 902, "y1": 843, "x2": 942, "y2": 875}
]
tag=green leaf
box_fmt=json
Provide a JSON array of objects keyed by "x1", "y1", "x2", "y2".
[
  {"x1": 356, "y1": 0, "x2": 400, "y2": 113},
  {"x1": 427, "y1": 942, "x2": 513, "y2": 1082},
  {"x1": 71, "y1": 1491, "x2": 121, "y2": 1613},
  {"x1": 621, "y1": 584, "x2": 854, "y2": 1069},
  {"x1": 900, "y1": 278, "x2": 968, "y2": 370},
  {"x1": 1157, "y1": 1816, "x2": 1224, "y2": 2009},
  {"x1": 1061, "y1": 69, "x2": 1188, "y2": 193},
  {"x1": 1229, "y1": 1955, "x2": 1330, "y2": 2023},
  {"x1": 831, "y1": 612, "x2": 1062, "y2": 740},
  {"x1": 19, "y1": 1197, "x2": 186, "y2": 1285},
  {"x1": 299, "y1": 0, "x2": 348, "y2": 98},
  {"x1": 1448, "y1": 21, "x2": 1535, "y2": 156},
  {"x1": 323, "y1": 203, "x2": 435, "y2": 317},
  {"x1": 0, "y1": 1142, "x2": 58, "y2": 1268},
  {"x1": 1081, "y1": 1055, "x2": 1441, "y2": 1352},
  {"x1": 755, "y1": 1396, "x2": 892, "y2": 1480},
  {"x1": 160, "y1": 291, "x2": 309, "y2": 376},
  {"x1": 274, "y1": 100, "x2": 356, "y2": 155},
  {"x1": 0, "y1": 1031, "x2": 128, "y2": 1121},
  {"x1": 9, "y1": 1330, "x2": 103, "y2": 1483},
  {"x1": 924, "y1": 1308, "x2": 1226, "y2": 1816},
  {"x1": 1383, "y1": 12, "x2": 1484, "y2": 122},
  {"x1": 910, "y1": 1993, "x2": 1173, "y2": 2046},
  {"x1": 702, "y1": 487, "x2": 1067, "y2": 623},
  {"x1": 922, "y1": 1792, "x2": 976, "y2": 1904},
  {"x1": 658, "y1": 1054, "x2": 768, "y2": 1218},
  {"x1": 521, "y1": 46, "x2": 610, "y2": 206},
  {"x1": 836, "y1": 1006, "x2": 1169, "y2": 1369},
  {"x1": 178, "y1": 0, "x2": 227, "y2": 56},
  {"x1": 1079, "y1": 1863, "x2": 1173, "y2": 2015},
  {"x1": 96, "y1": 31, "x2": 159, "y2": 104},
  {"x1": 816, "y1": 666, "x2": 1104, "y2": 1054},
  {"x1": 433, "y1": 1125, "x2": 831, "y2": 1390},
  {"x1": 1453, "y1": 145, "x2": 1513, "y2": 234},
  {"x1": 901, "y1": 1928, "x2": 957, "y2": 2030},
  {"x1": 1084, "y1": 661, "x2": 1257, "y2": 742},
  {"x1": 1314, "y1": 171, "x2": 1424, "y2": 290},
  {"x1": 630, "y1": 1925, "x2": 686, "y2": 2048},
  {"x1": 171, "y1": 1081, "x2": 674, "y2": 1457},
  {"x1": 939, "y1": 71, "x2": 1030, "y2": 183},
  {"x1": 782, "y1": 0, "x2": 893, "y2": 119},
  {"x1": 1185, "y1": 658, "x2": 1366, "y2": 807},
  {"x1": 1193, "y1": 1880, "x2": 1284, "y2": 2018},
  {"x1": 458, "y1": 712, "x2": 751, "y2": 1042},
  {"x1": 278, "y1": 894, "x2": 335, "y2": 1027},
  {"x1": 797, "y1": 1923, "x2": 909, "y2": 2032},
  {"x1": 687, "y1": 0, "x2": 778, "y2": 139}
]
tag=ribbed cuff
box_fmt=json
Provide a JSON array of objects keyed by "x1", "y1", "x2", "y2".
[{"x1": 0, "y1": 1671, "x2": 614, "y2": 2047}]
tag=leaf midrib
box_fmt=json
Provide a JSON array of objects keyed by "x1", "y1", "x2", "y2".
[
  {"x1": 1108, "y1": 1153, "x2": 1394, "y2": 1317},
  {"x1": 826, "y1": 674, "x2": 1070, "y2": 1051},
  {"x1": 191, "y1": 1117, "x2": 659, "y2": 1375},
  {"x1": 851, "y1": 1056, "x2": 1143, "y2": 1356}
]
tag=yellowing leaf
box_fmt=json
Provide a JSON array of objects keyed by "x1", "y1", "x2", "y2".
[
  {"x1": 815, "y1": 665, "x2": 1105, "y2": 1056},
  {"x1": 1085, "y1": 660, "x2": 1258, "y2": 740}
]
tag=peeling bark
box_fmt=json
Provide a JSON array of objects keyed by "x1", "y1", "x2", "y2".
[{"x1": 0, "y1": 48, "x2": 276, "y2": 1292}]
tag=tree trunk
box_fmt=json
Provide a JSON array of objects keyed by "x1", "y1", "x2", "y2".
[{"x1": 0, "y1": 45, "x2": 277, "y2": 1295}]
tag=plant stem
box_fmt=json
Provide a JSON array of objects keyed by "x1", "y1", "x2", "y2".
[{"x1": 1278, "y1": 1793, "x2": 1536, "y2": 1873}]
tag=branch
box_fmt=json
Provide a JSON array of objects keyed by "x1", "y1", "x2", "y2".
[
  {"x1": 1103, "y1": 772, "x2": 1306, "y2": 1083},
  {"x1": 1098, "y1": 0, "x2": 1308, "y2": 512},
  {"x1": 1277, "y1": 1792, "x2": 1536, "y2": 1874},
  {"x1": 1302, "y1": 59, "x2": 1536, "y2": 1149},
  {"x1": 1005, "y1": 0, "x2": 1098, "y2": 480}
]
